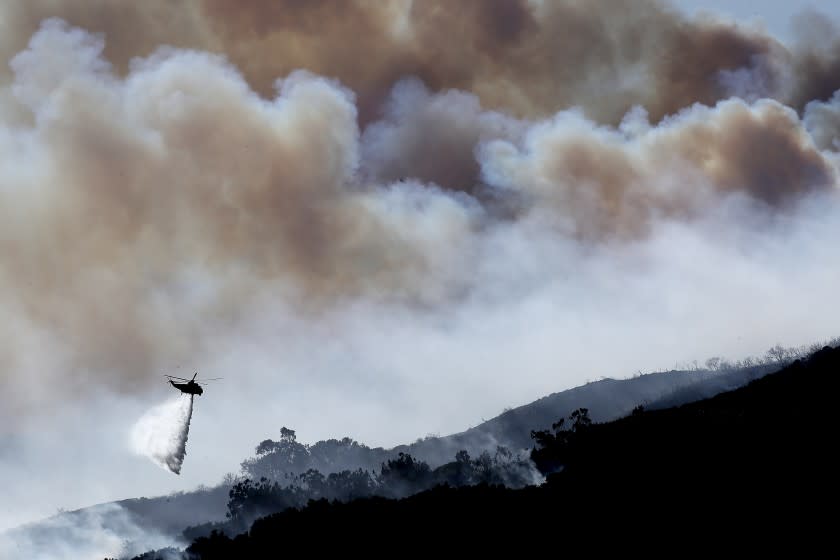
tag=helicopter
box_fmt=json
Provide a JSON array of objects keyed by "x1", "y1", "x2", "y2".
[{"x1": 164, "y1": 372, "x2": 222, "y2": 396}]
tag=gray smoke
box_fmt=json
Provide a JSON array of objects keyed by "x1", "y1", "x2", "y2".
[{"x1": 0, "y1": 503, "x2": 178, "y2": 560}]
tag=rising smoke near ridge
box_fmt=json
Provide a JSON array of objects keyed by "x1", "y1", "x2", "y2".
[
  {"x1": 2, "y1": 0, "x2": 840, "y2": 530},
  {"x1": 131, "y1": 396, "x2": 195, "y2": 475},
  {"x1": 2, "y1": 10, "x2": 840, "y2": 417},
  {"x1": 0, "y1": 503, "x2": 177, "y2": 560}
]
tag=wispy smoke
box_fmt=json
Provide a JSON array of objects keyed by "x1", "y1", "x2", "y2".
[
  {"x1": 0, "y1": 503, "x2": 177, "y2": 560},
  {"x1": 131, "y1": 395, "x2": 195, "y2": 475}
]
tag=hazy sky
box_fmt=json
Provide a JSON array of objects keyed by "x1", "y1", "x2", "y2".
[
  {"x1": 674, "y1": 0, "x2": 840, "y2": 41},
  {"x1": 1, "y1": 0, "x2": 840, "y2": 538}
]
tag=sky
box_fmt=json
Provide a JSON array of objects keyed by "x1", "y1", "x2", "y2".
[
  {"x1": 674, "y1": 0, "x2": 840, "y2": 42},
  {"x1": 1, "y1": 0, "x2": 840, "y2": 533}
]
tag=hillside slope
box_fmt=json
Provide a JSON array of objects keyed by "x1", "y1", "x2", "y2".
[
  {"x1": 178, "y1": 347, "x2": 839, "y2": 557},
  {"x1": 7, "y1": 361, "x2": 779, "y2": 548},
  {"x1": 399, "y1": 362, "x2": 776, "y2": 462}
]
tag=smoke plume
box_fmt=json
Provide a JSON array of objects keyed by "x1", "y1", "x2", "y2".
[
  {"x1": 2, "y1": 0, "x2": 840, "y2": 531},
  {"x1": 1, "y1": 1, "x2": 840, "y2": 420},
  {"x1": 131, "y1": 395, "x2": 195, "y2": 475},
  {"x1": 1, "y1": 15, "x2": 839, "y2": 415}
]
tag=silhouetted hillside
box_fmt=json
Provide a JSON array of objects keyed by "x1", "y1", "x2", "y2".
[
  {"x1": 17, "y1": 356, "x2": 791, "y2": 556},
  {"x1": 20, "y1": 345, "x2": 823, "y2": 558},
  {"x1": 4, "y1": 486, "x2": 229, "y2": 559},
  {"x1": 148, "y1": 345, "x2": 838, "y2": 557},
  {"x1": 397, "y1": 361, "x2": 779, "y2": 462},
  {"x1": 227, "y1": 364, "x2": 782, "y2": 489},
  {"x1": 535, "y1": 345, "x2": 839, "y2": 499},
  {"x1": 181, "y1": 445, "x2": 538, "y2": 541},
  {"x1": 117, "y1": 486, "x2": 229, "y2": 537}
]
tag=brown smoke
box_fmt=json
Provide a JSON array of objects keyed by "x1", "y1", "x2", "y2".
[
  {"x1": 3, "y1": 1, "x2": 840, "y2": 125},
  {"x1": 479, "y1": 99, "x2": 835, "y2": 240},
  {"x1": 0, "y1": 3, "x2": 839, "y2": 416},
  {"x1": 0, "y1": 24, "x2": 479, "y2": 411}
]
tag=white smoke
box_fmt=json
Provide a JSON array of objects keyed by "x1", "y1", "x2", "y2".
[
  {"x1": 0, "y1": 503, "x2": 177, "y2": 560},
  {"x1": 131, "y1": 395, "x2": 195, "y2": 475}
]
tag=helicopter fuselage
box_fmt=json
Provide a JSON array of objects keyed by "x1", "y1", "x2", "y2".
[{"x1": 169, "y1": 380, "x2": 203, "y2": 395}]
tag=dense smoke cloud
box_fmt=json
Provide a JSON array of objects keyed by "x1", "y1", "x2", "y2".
[
  {"x1": 3, "y1": 1, "x2": 840, "y2": 124},
  {"x1": 1, "y1": 0, "x2": 840, "y2": 531},
  {"x1": 1, "y1": 15, "x2": 838, "y2": 416}
]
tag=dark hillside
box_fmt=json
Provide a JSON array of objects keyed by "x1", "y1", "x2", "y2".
[
  {"x1": 537, "y1": 345, "x2": 838, "y2": 500},
  {"x1": 117, "y1": 486, "x2": 229, "y2": 536},
  {"x1": 31, "y1": 361, "x2": 774, "y2": 553},
  {"x1": 399, "y1": 362, "x2": 777, "y2": 462},
  {"x1": 172, "y1": 347, "x2": 838, "y2": 557}
]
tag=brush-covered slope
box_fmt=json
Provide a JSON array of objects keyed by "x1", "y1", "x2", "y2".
[
  {"x1": 178, "y1": 347, "x2": 838, "y2": 557},
  {"x1": 399, "y1": 362, "x2": 777, "y2": 462},
  {"x1": 10, "y1": 360, "x2": 777, "y2": 551}
]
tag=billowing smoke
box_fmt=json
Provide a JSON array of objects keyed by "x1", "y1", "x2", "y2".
[
  {"x1": 1, "y1": 0, "x2": 840, "y2": 532},
  {"x1": 131, "y1": 396, "x2": 195, "y2": 474},
  {"x1": 3, "y1": 1, "x2": 840, "y2": 125},
  {"x1": 2, "y1": 16, "x2": 839, "y2": 419}
]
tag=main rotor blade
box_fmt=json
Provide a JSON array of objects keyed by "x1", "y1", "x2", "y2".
[
  {"x1": 202, "y1": 378, "x2": 223, "y2": 381},
  {"x1": 164, "y1": 375, "x2": 190, "y2": 381}
]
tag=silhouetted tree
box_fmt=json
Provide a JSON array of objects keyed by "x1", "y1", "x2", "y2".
[
  {"x1": 244, "y1": 429, "x2": 389, "y2": 481},
  {"x1": 242, "y1": 427, "x2": 312, "y2": 479},
  {"x1": 570, "y1": 408, "x2": 592, "y2": 432},
  {"x1": 326, "y1": 468, "x2": 377, "y2": 500},
  {"x1": 530, "y1": 408, "x2": 592, "y2": 475},
  {"x1": 766, "y1": 344, "x2": 790, "y2": 364},
  {"x1": 227, "y1": 477, "x2": 304, "y2": 521},
  {"x1": 378, "y1": 453, "x2": 433, "y2": 498}
]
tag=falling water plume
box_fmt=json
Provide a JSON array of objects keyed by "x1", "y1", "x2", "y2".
[{"x1": 130, "y1": 395, "x2": 195, "y2": 475}]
